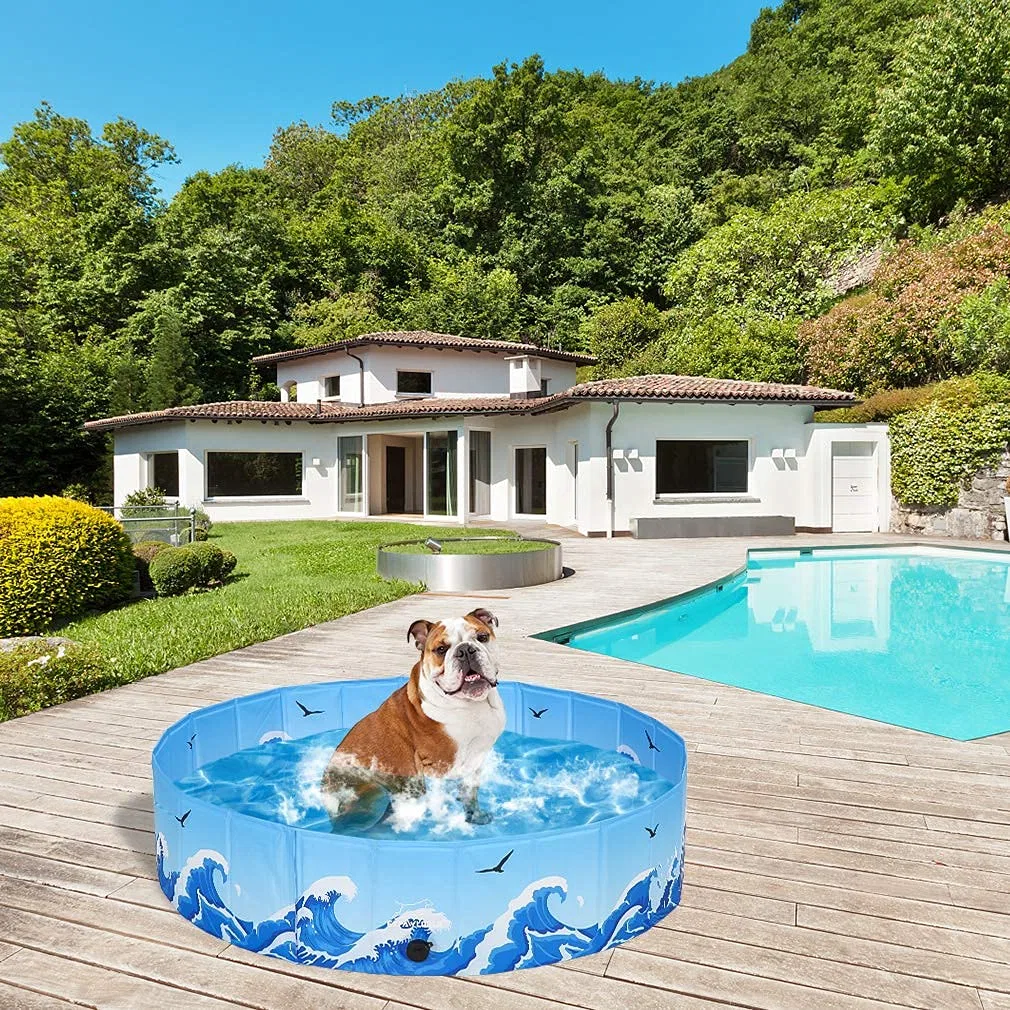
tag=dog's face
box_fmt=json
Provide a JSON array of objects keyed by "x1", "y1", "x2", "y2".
[{"x1": 408, "y1": 608, "x2": 500, "y2": 702}]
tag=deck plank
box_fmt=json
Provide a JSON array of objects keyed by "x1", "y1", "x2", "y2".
[{"x1": 0, "y1": 532, "x2": 1007, "y2": 1007}]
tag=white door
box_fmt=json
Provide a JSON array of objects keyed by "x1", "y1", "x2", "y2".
[{"x1": 831, "y1": 442, "x2": 878, "y2": 532}]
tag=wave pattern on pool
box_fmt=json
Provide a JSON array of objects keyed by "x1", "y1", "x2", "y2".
[{"x1": 551, "y1": 546, "x2": 1010, "y2": 740}]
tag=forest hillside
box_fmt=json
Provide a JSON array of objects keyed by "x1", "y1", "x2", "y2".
[{"x1": 3, "y1": 0, "x2": 1009, "y2": 496}]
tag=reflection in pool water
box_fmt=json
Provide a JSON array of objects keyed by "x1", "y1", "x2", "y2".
[
  {"x1": 175, "y1": 729, "x2": 674, "y2": 839},
  {"x1": 561, "y1": 547, "x2": 1010, "y2": 740}
]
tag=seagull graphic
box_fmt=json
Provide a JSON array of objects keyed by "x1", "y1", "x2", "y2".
[
  {"x1": 477, "y1": 849, "x2": 514, "y2": 874},
  {"x1": 645, "y1": 729, "x2": 660, "y2": 752},
  {"x1": 176, "y1": 810, "x2": 191, "y2": 828},
  {"x1": 529, "y1": 707, "x2": 548, "y2": 719},
  {"x1": 296, "y1": 701, "x2": 323, "y2": 717},
  {"x1": 645, "y1": 824, "x2": 659, "y2": 838},
  {"x1": 186, "y1": 733, "x2": 196, "y2": 749}
]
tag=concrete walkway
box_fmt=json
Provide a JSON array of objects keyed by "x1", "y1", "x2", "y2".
[{"x1": 0, "y1": 533, "x2": 1008, "y2": 1009}]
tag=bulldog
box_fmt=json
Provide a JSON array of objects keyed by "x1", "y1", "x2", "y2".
[{"x1": 321, "y1": 607, "x2": 506, "y2": 833}]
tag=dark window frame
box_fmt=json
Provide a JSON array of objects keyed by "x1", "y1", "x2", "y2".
[
  {"x1": 205, "y1": 451, "x2": 304, "y2": 499},
  {"x1": 396, "y1": 370, "x2": 433, "y2": 396},
  {"x1": 655, "y1": 439, "x2": 749, "y2": 496},
  {"x1": 323, "y1": 375, "x2": 341, "y2": 398}
]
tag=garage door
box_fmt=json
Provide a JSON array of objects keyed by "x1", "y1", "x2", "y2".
[{"x1": 832, "y1": 442, "x2": 878, "y2": 533}]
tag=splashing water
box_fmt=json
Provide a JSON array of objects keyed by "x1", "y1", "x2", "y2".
[{"x1": 175, "y1": 730, "x2": 673, "y2": 840}]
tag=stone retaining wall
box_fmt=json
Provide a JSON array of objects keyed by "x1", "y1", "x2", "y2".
[{"x1": 890, "y1": 450, "x2": 1010, "y2": 540}]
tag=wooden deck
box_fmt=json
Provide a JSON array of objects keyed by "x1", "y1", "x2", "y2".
[{"x1": 1, "y1": 533, "x2": 1009, "y2": 1009}]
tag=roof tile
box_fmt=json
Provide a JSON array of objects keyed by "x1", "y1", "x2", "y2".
[{"x1": 251, "y1": 331, "x2": 597, "y2": 366}]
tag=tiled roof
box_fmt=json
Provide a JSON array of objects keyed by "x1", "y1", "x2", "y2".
[
  {"x1": 83, "y1": 400, "x2": 354, "y2": 432},
  {"x1": 556, "y1": 374, "x2": 857, "y2": 406},
  {"x1": 251, "y1": 331, "x2": 597, "y2": 366},
  {"x1": 84, "y1": 376, "x2": 858, "y2": 432}
]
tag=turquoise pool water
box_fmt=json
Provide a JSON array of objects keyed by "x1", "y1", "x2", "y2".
[
  {"x1": 175, "y1": 729, "x2": 673, "y2": 839},
  {"x1": 555, "y1": 547, "x2": 1010, "y2": 740}
]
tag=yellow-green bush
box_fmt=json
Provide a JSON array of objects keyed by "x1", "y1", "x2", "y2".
[
  {"x1": 0, "y1": 496, "x2": 135, "y2": 636},
  {"x1": 0, "y1": 641, "x2": 113, "y2": 721}
]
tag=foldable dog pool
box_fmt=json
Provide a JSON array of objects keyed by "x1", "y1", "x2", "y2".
[{"x1": 153, "y1": 678, "x2": 687, "y2": 975}]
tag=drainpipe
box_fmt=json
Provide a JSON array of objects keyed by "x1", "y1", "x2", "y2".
[
  {"x1": 345, "y1": 348, "x2": 365, "y2": 407},
  {"x1": 605, "y1": 401, "x2": 620, "y2": 539}
]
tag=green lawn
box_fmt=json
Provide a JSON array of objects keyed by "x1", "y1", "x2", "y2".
[
  {"x1": 61, "y1": 520, "x2": 512, "y2": 687},
  {"x1": 384, "y1": 536, "x2": 549, "y2": 555}
]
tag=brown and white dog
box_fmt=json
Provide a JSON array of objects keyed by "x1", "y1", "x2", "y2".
[{"x1": 321, "y1": 608, "x2": 506, "y2": 832}]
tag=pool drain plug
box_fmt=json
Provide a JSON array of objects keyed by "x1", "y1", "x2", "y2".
[{"x1": 406, "y1": 939, "x2": 433, "y2": 962}]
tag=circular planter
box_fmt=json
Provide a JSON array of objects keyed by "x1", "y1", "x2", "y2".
[
  {"x1": 377, "y1": 537, "x2": 563, "y2": 591},
  {"x1": 152, "y1": 677, "x2": 687, "y2": 975}
]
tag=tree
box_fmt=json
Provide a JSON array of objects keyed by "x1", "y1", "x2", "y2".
[
  {"x1": 871, "y1": 0, "x2": 1010, "y2": 218},
  {"x1": 580, "y1": 298, "x2": 668, "y2": 375},
  {"x1": 146, "y1": 302, "x2": 202, "y2": 410}
]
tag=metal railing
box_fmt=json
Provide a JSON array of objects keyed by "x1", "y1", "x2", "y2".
[{"x1": 99, "y1": 505, "x2": 197, "y2": 546}]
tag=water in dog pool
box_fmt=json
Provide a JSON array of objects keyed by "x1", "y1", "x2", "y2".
[{"x1": 174, "y1": 730, "x2": 673, "y2": 839}]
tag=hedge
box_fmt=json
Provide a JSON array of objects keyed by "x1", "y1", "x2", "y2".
[{"x1": 0, "y1": 497, "x2": 134, "y2": 636}]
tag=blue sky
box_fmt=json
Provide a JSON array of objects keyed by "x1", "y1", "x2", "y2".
[{"x1": 3, "y1": 0, "x2": 766, "y2": 196}]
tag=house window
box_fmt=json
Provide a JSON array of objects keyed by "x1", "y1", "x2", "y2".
[
  {"x1": 540, "y1": 378, "x2": 550, "y2": 397},
  {"x1": 323, "y1": 375, "x2": 341, "y2": 398},
  {"x1": 397, "y1": 371, "x2": 432, "y2": 396},
  {"x1": 656, "y1": 440, "x2": 748, "y2": 495},
  {"x1": 150, "y1": 452, "x2": 179, "y2": 498},
  {"x1": 206, "y1": 452, "x2": 302, "y2": 498}
]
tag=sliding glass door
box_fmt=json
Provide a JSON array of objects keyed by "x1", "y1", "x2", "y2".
[
  {"x1": 426, "y1": 431, "x2": 458, "y2": 516},
  {"x1": 468, "y1": 430, "x2": 491, "y2": 515}
]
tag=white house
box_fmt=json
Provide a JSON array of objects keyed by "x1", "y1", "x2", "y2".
[{"x1": 85, "y1": 331, "x2": 890, "y2": 537}]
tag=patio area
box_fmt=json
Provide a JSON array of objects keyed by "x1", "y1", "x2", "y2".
[{"x1": 0, "y1": 532, "x2": 1008, "y2": 1009}]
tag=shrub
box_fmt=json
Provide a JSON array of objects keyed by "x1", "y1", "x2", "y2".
[
  {"x1": 192, "y1": 527, "x2": 209, "y2": 542},
  {"x1": 192, "y1": 507, "x2": 212, "y2": 535},
  {"x1": 0, "y1": 641, "x2": 113, "y2": 721},
  {"x1": 815, "y1": 384, "x2": 937, "y2": 422},
  {"x1": 187, "y1": 542, "x2": 226, "y2": 584},
  {"x1": 132, "y1": 540, "x2": 172, "y2": 589},
  {"x1": 149, "y1": 547, "x2": 202, "y2": 597},
  {"x1": 219, "y1": 549, "x2": 237, "y2": 578},
  {"x1": 121, "y1": 487, "x2": 171, "y2": 519},
  {"x1": 0, "y1": 497, "x2": 134, "y2": 636},
  {"x1": 60, "y1": 483, "x2": 94, "y2": 503}
]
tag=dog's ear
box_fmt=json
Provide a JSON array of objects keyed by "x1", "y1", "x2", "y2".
[
  {"x1": 467, "y1": 608, "x2": 499, "y2": 630},
  {"x1": 407, "y1": 619, "x2": 434, "y2": 651}
]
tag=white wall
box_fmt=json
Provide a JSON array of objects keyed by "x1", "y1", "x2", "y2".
[
  {"x1": 804, "y1": 423, "x2": 891, "y2": 532},
  {"x1": 274, "y1": 347, "x2": 579, "y2": 405}
]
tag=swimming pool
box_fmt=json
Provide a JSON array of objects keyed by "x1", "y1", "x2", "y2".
[
  {"x1": 543, "y1": 546, "x2": 1010, "y2": 740},
  {"x1": 153, "y1": 679, "x2": 687, "y2": 975}
]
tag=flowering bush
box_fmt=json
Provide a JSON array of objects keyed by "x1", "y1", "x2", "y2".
[
  {"x1": 0, "y1": 641, "x2": 113, "y2": 721},
  {"x1": 801, "y1": 224, "x2": 1010, "y2": 392}
]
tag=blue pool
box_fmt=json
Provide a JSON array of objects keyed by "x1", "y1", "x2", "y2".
[
  {"x1": 153, "y1": 679, "x2": 687, "y2": 975},
  {"x1": 548, "y1": 546, "x2": 1010, "y2": 740}
]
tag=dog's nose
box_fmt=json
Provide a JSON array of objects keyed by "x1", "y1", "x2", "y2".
[{"x1": 458, "y1": 642, "x2": 477, "y2": 657}]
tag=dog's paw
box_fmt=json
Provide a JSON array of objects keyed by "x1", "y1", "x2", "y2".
[{"x1": 465, "y1": 807, "x2": 493, "y2": 825}]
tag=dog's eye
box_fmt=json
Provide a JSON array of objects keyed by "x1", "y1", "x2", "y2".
[
  {"x1": 435, "y1": 644, "x2": 449, "y2": 656},
  {"x1": 476, "y1": 632, "x2": 490, "y2": 643}
]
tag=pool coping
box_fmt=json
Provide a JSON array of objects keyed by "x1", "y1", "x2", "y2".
[{"x1": 533, "y1": 537, "x2": 1010, "y2": 645}]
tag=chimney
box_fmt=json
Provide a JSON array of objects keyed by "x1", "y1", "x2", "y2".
[{"x1": 506, "y1": 355, "x2": 543, "y2": 399}]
